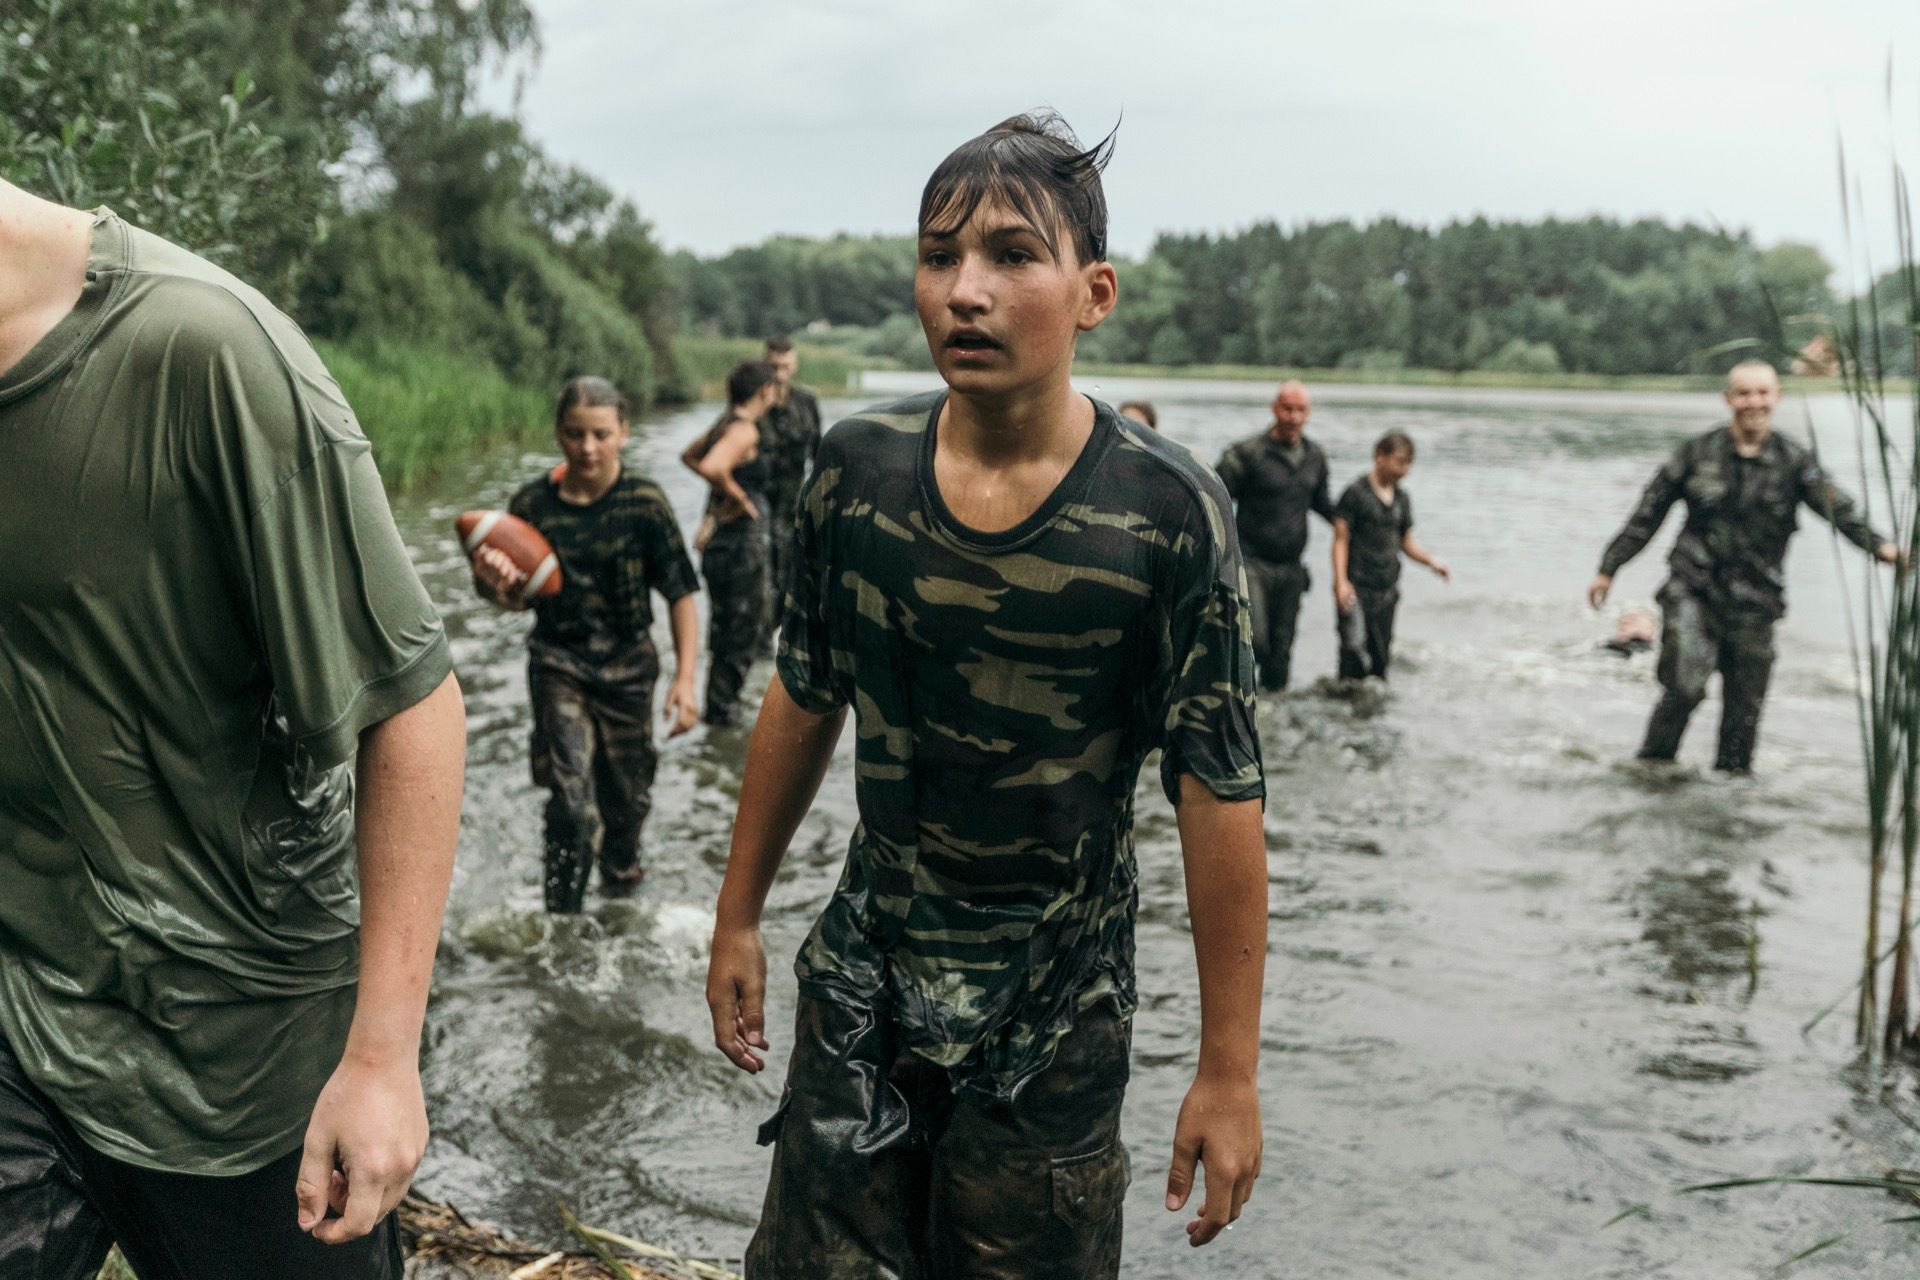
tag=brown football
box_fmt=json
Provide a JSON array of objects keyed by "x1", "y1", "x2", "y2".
[{"x1": 455, "y1": 509, "x2": 562, "y2": 601}]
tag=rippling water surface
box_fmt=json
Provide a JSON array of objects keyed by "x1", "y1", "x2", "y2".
[{"x1": 394, "y1": 372, "x2": 1919, "y2": 1277}]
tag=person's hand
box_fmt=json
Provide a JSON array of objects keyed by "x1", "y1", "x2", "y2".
[
  {"x1": 472, "y1": 545, "x2": 529, "y2": 609},
  {"x1": 1165, "y1": 1072, "x2": 1262, "y2": 1247},
  {"x1": 733, "y1": 496, "x2": 763, "y2": 522},
  {"x1": 295, "y1": 1052, "x2": 427, "y2": 1244},
  {"x1": 1430, "y1": 559, "x2": 1452, "y2": 584},
  {"x1": 1334, "y1": 579, "x2": 1357, "y2": 613},
  {"x1": 706, "y1": 923, "x2": 770, "y2": 1072},
  {"x1": 1876, "y1": 542, "x2": 1908, "y2": 568},
  {"x1": 1587, "y1": 573, "x2": 1612, "y2": 610},
  {"x1": 664, "y1": 675, "x2": 700, "y2": 737}
]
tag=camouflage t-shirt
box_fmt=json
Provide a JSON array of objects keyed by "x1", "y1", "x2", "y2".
[
  {"x1": 761, "y1": 385, "x2": 822, "y2": 529},
  {"x1": 776, "y1": 391, "x2": 1265, "y2": 1100},
  {"x1": 509, "y1": 469, "x2": 700, "y2": 663}
]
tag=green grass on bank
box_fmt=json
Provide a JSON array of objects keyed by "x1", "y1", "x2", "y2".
[
  {"x1": 675, "y1": 335, "x2": 862, "y2": 397},
  {"x1": 316, "y1": 336, "x2": 552, "y2": 489}
]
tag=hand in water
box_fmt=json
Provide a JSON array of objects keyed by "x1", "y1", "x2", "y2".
[
  {"x1": 1334, "y1": 580, "x2": 1357, "y2": 613},
  {"x1": 706, "y1": 924, "x2": 770, "y2": 1072},
  {"x1": 1165, "y1": 1073, "x2": 1262, "y2": 1247},
  {"x1": 1877, "y1": 542, "x2": 1908, "y2": 568},
  {"x1": 664, "y1": 676, "x2": 700, "y2": 737},
  {"x1": 295, "y1": 1053, "x2": 428, "y2": 1243},
  {"x1": 1587, "y1": 573, "x2": 1612, "y2": 610},
  {"x1": 1431, "y1": 560, "x2": 1452, "y2": 584}
]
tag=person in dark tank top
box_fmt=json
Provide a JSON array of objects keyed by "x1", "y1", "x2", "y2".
[{"x1": 682, "y1": 358, "x2": 782, "y2": 725}]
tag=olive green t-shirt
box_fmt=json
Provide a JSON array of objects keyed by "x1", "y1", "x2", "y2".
[{"x1": 0, "y1": 211, "x2": 452, "y2": 1173}]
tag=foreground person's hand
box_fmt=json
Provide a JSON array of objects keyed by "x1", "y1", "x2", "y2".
[
  {"x1": 1165, "y1": 1072, "x2": 1262, "y2": 1246},
  {"x1": 665, "y1": 673, "x2": 700, "y2": 737},
  {"x1": 296, "y1": 1052, "x2": 428, "y2": 1243},
  {"x1": 707, "y1": 922, "x2": 770, "y2": 1071}
]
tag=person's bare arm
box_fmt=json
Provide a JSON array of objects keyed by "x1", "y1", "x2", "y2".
[
  {"x1": 706, "y1": 675, "x2": 847, "y2": 1071},
  {"x1": 296, "y1": 671, "x2": 465, "y2": 1243},
  {"x1": 1331, "y1": 518, "x2": 1355, "y2": 611},
  {"x1": 1164, "y1": 774, "x2": 1267, "y2": 1248},
  {"x1": 1401, "y1": 531, "x2": 1450, "y2": 583},
  {"x1": 664, "y1": 593, "x2": 700, "y2": 736},
  {"x1": 695, "y1": 421, "x2": 762, "y2": 521}
]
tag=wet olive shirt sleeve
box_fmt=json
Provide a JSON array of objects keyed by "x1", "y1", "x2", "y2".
[
  {"x1": 1599, "y1": 441, "x2": 1688, "y2": 576},
  {"x1": 0, "y1": 212, "x2": 449, "y2": 1174}
]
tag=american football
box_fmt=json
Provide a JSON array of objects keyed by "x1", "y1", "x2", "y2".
[{"x1": 455, "y1": 510, "x2": 562, "y2": 601}]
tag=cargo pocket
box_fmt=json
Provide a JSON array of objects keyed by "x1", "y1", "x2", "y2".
[
  {"x1": 755, "y1": 1089, "x2": 793, "y2": 1147},
  {"x1": 1050, "y1": 1140, "x2": 1130, "y2": 1229}
]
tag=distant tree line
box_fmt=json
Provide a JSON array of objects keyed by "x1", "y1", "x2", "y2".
[
  {"x1": 677, "y1": 218, "x2": 1848, "y2": 377},
  {"x1": 0, "y1": 0, "x2": 686, "y2": 406}
]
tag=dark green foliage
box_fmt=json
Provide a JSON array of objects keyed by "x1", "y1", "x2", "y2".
[
  {"x1": 0, "y1": 0, "x2": 319, "y2": 298},
  {"x1": 678, "y1": 235, "x2": 917, "y2": 338}
]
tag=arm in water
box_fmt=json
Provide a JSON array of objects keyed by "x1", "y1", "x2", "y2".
[
  {"x1": 1331, "y1": 517, "x2": 1356, "y2": 612},
  {"x1": 1402, "y1": 530, "x2": 1451, "y2": 583},
  {"x1": 1166, "y1": 774, "x2": 1267, "y2": 1248},
  {"x1": 664, "y1": 593, "x2": 701, "y2": 735},
  {"x1": 707, "y1": 675, "x2": 848, "y2": 1071},
  {"x1": 1591, "y1": 445, "x2": 1687, "y2": 607},
  {"x1": 1798, "y1": 451, "x2": 1902, "y2": 565},
  {"x1": 297, "y1": 671, "x2": 465, "y2": 1242}
]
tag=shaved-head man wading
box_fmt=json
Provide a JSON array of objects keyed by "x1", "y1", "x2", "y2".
[
  {"x1": 1589, "y1": 360, "x2": 1901, "y2": 772},
  {"x1": 0, "y1": 180, "x2": 465, "y2": 1279},
  {"x1": 1216, "y1": 381, "x2": 1335, "y2": 691}
]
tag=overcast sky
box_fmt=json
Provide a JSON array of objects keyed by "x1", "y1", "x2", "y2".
[{"x1": 488, "y1": 0, "x2": 1920, "y2": 276}]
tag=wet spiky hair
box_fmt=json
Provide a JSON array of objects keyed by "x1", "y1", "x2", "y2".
[{"x1": 918, "y1": 111, "x2": 1117, "y2": 266}]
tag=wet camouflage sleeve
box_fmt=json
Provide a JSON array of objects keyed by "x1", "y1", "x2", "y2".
[
  {"x1": 1796, "y1": 451, "x2": 1884, "y2": 555},
  {"x1": 1599, "y1": 443, "x2": 1688, "y2": 576},
  {"x1": 1150, "y1": 480, "x2": 1264, "y2": 806},
  {"x1": 774, "y1": 455, "x2": 849, "y2": 715},
  {"x1": 637, "y1": 484, "x2": 701, "y2": 602},
  {"x1": 1312, "y1": 450, "x2": 1336, "y2": 522},
  {"x1": 1215, "y1": 443, "x2": 1248, "y2": 500}
]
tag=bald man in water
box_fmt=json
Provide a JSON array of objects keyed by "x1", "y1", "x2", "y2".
[
  {"x1": 1590, "y1": 360, "x2": 1900, "y2": 772},
  {"x1": 1216, "y1": 381, "x2": 1336, "y2": 691}
]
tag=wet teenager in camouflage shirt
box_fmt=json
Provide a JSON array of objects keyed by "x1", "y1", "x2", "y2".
[
  {"x1": 1590, "y1": 360, "x2": 1900, "y2": 771},
  {"x1": 474, "y1": 378, "x2": 701, "y2": 910},
  {"x1": 706, "y1": 115, "x2": 1270, "y2": 1278}
]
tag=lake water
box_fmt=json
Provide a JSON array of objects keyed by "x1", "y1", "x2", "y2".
[{"x1": 395, "y1": 371, "x2": 1919, "y2": 1278}]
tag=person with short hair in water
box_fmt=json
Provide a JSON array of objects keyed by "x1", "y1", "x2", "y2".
[
  {"x1": 1590, "y1": 359, "x2": 1899, "y2": 772},
  {"x1": 0, "y1": 179, "x2": 464, "y2": 1280},
  {"x1": 1217, "y1": 380, "x2": 1334, "y2": 691},
  {"x1": 1332, "y1": 430, "x2": 1450, "y2": 680},
  {"x1": 683, "y1": 359, "x2": 782, "y2": 726},
  {"x1": 705, "y1": 114, "x2": 1269, "y2": 1277},
  {"x1": 757, "y1": 334, "x2": 823, "y2": 649},
  {"x1": 474, "y1": 377, "x2": 702, "y2": 911}
]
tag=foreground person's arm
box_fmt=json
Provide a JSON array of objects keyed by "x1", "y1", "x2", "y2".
[
  {"x1": 1166, "y1": 774, "x2": 1268, "y2": 1248},
  {"x1": 297, "y1": 672, "x2": 466, "y2": 1243},
  {"x1": 707, "y1": 676, "x2": 847, "y2": 1072}
]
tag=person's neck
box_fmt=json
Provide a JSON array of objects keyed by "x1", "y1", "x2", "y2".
[
  {"x1": 1269, "y1": 425, "x2": 1302, "y2": 447},
  {"x1": 0, "y1": 185, "x2": 94, "y2": 376},
  {"x1": 1730, "y1": 418, "x2": 1772, "y2": 454},
  {"x1": 559, "y1": 459, "x2": 621, "y2": 504},
  {"x1": 1369, "y1": 466, "x2": 1396, "y2": 494},
  {"x1": 941, "y1": 369, "x2": 1089, "y2": 469}
]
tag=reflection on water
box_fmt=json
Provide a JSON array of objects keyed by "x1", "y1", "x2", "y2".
[{"x1": 394, "y1": 374, "x2": 1914, "y2": 1277}]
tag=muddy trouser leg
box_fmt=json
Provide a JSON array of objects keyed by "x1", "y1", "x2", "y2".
[
  {"x1": 764, "y1": 514, "x2": 797, "y2": 655},
  {"x1": 1639, "y1": 586, "x2": 1717, "y2": 761},
  {"x1": 1246, "y1": 558, "x2": 1307, "y2": 691},
  {"x1": 591, "y1": 651, "x2": 660, "y2": 887},
  {"x1": 702, "y1": 532, "x2": 771, "y2": 724},
  {"x1": 530, "y1": 660, "x2": 600, "y2": 912},
  {"x1": 745, "y1": 997, "x2": 935, "y2": 1279},
  {"x1": 926, "y1": 1003, "x2": 1132, "y2": 1280},
  {"x1": 1359, "y1": 584, "x2": 1398, "y2": 678},
  {"x1": 0, "y1": 1036, "x2": 402, "y2": 1280},
  {"x1": 1714, "y1": 615, "x2": 1777, "y2": 773}
]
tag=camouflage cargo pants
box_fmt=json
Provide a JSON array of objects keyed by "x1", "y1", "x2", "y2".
[
  {"x1": 702, "y1": 526, "x2": 771, "y2": 725},
  {"x1": 529, "y1": 641, "x2": 659, "y2": 912},
  {"x1": 746, "y1": 997, "x2": 1132, "y2": 1280},
  {"x1": 763, "y1": 507, "x2": 800, "y2": 656},
  {"x1": 1639, "y1": 583, "x2": 1776, "y2": 772},
  {"x1": 1245, "y1": 556, "x2": 1309, "y2": 691}
]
